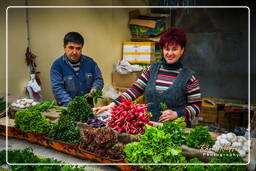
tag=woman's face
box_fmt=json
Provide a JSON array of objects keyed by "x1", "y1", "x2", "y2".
[{"x1": 163, "y1": 43, "x2": 184, "y2": 64}]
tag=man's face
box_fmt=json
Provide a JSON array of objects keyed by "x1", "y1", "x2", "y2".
[{"x1": 64, "y1": 42, "x2": 83, "y2": 62}]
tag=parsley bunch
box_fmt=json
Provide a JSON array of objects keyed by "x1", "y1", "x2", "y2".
[
  {"x1": 48, "y1": 110, "x2": 81, "y2": 144},
  {"x1": 186, "y1": 126, "x2": 214, "y2": 148},
  {"x1": 67, "y1": 96, "x2": 94, "y2": 122},
  {"x1": 15, "y1": 109, "x2": 53, "y2": 133}
]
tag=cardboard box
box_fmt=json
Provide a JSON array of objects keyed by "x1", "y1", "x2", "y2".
[
  {"x1": 123, "y1": 41, "x2": 155, "y2": 64},
  {"x1": 128, "y1": 10, "x2": 170, "y2": 38},
  {"x1": 198, "y1": 99, "x2": 218, "y2": 123},
  {"x1": 112, "y1": 71, "x2": 142, "y2": 88}
]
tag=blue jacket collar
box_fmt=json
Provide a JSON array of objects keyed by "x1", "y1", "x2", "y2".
[{"x1": 63, "y1": 53, "x2": 86, "y2": 64}]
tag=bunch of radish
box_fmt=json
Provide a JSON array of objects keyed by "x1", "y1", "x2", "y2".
[{"x1": 107, "y1": 100, "x2": 152, "y2": 134}]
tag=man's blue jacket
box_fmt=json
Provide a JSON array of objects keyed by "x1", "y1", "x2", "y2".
[{"x1": 50, "y1": 54, "x2": 104, "y2": 106}]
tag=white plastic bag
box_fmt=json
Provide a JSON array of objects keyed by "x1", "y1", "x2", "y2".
[
  {"x1": 115, "y1": 60, "x2": 142, "y2": 74},
  {"x1": 103, "y1": 85, "x2": 121, "y2": 99},
  {"x1": 26, "y1": 74, "x2": 43, "y2": 102}
]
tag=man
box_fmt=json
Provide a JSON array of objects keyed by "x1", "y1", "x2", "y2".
[{"x1": 50, "y1": 32, "x2": 104, "y2": 106}]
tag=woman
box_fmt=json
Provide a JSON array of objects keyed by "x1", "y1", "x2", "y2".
[{"x1": 94, "y1": 27, "x2": 201, "y2": 127}]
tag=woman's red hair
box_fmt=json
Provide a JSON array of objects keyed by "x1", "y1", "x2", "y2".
[{"x1": 159, "y1": 27, "x2": 187, "y2": 49}]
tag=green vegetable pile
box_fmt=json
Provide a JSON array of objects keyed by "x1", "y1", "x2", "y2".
[
  {"x1": 31, "y1": 100, "x2": 56, "y2": 112},
  {"x1": 48, "y1": 110, "x2": 81, "y2": 144},
  {"x1": 67, "y1": 96, "x2": 94, "y2": 122},
  {"x1": 124, "y1": 125, "x2": 186, "y2": 170},
  {"x1": 0, "y1": 147, "x2": 85, "y2": 171},
  {"x1": 186, "y1": 126, "x2": 214, "y2": 148},
  {"x1": 15, "y1": 109, "x2": 53, "y2": 133},
  {"x1": 159, "y1": 117, "x2": 187, "y2": 146},
  {"x1": 0, "y1": 97, "x2": 7, "y2": 113}
]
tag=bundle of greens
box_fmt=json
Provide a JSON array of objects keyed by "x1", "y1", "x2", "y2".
[
  {"x1": 0, "y1": 147, "x2": 85, "y2": 171},
  {"x1": 31, "y1": 100, "x2": 56, "y2": 112},
  {"x1": 124, "y1": 125, "x2": 186, "y2": 170},
  {"x1": 159, "y1": 117, "x2": 187, "y2": 146},
  {"x1": 90, "y1": 89, "x2": 103, "y2": 104},
  {"x1": 186, "y1": 126, "x2": 214, "y2": 148},
  {"x1": 48, "y1": 110, "x2": 81, "y2": 144},
  {"x1": 67, "y1": 96, "x2": 94, "y2": 122},
  {"x1": 14, "y1": 109, "x2": 53, "y2": 133}
]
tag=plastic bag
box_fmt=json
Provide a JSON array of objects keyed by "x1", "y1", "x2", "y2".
[
  {"x1": 103, "y1": 85, "x2": 121, "y2": 100},
  {"x1": 26, "y1": 74, "x2": 43, "y2": 102},
  {"x1": 115, "y1": 60, "x2": 142, "y2": 74}
]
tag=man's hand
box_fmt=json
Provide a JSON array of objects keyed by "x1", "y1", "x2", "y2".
[
  {"x1": 159, "y1": 109, "x2": 178, "y2": 122},
  {"x1": 88, "y1": 89, "x2": 97, "y2": 97}
]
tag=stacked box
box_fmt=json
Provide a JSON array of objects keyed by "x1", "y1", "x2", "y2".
[
  {"x1": 123, "y1": 42, "x2": 155, "y2": 64},
  {"x1": 112, "y1": 71, "x2": 142, "y2": 88},
  {"x1": 198, "y1": 102, "x2": 218, "y2": 123}
]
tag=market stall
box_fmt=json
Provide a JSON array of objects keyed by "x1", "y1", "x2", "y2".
[{"x1": 0, "y1": 94, "x2": 252, "y2": 171}]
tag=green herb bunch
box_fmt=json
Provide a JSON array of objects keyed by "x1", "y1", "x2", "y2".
[
  {"x1": 31, "y1": 100, "x2": 56, "y2": 112},
  {"x1": 90, "y1": 89, "x2": 103, "y2": 104},
  {"x1": 67, "y1": 96, "x2": 94, "y2": 122},
  {"x1": 124, "y1": 125, "x2": 186, "y2": 170},
  {"x1": 159, "y1": 117, "x2": 187, "y2": 146},
  {"x1": 15, "y1": 109, "x2": 53, "y2": 133},
  {"x1": 0, "y1": 147, "x2": 85, "y2": 170},
  {"x1": 160, "y1": 102, "x2": 168, "y2": 111},
  {"x1": 186, "y1": 126, "x2": 214, "y2": 148},
  {"x1": 48, "y1": 110, "x2": 81, "y2": 144}
]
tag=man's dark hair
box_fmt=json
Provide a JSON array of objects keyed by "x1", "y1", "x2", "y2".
[{"x1": 64, "y1": 32, "x2": 84, "y2": 46}]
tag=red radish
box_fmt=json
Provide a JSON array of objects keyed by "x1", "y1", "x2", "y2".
[{"x1": 107, "y1": 100, "x2": 152, "y2": 134}]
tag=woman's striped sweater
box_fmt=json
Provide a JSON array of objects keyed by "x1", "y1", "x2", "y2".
[{"x1": 114, "y1": 65, "x2": 202, "y2": 122}]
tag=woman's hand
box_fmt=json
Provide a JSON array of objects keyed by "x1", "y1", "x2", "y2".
[
  {"x1": 159, "y1": 109, "x2": 178, "y2": 122},
  {"x1": 93, "y1": 102, "x2": 116, "y2": 114}
]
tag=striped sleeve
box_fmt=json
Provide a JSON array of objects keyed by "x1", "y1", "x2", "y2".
[
  {"x1": 178, "y1": 75, "x2": 202, "y2": 122},
  {"x1": 113, "y1": 66, "x2": 150, "y2": 104}
]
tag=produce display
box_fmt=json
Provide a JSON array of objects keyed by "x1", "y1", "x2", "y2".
[
  {"x1": 107, "y1": 100, "x2": 152, "y2": 134},
  {"x1": 1, "y1": 96, "x2": 249, "y2": 170},
  {"x1": 185, "y1": 126, "x2": 215, "y2": 148},
  {"x1": 48, "y1": 110, "x2": 81, "y2": 145},
  {"x1": 67, "y1": 96, "x2": 94, "y2": 122},
  {"x1": 80, "y1": 126, "x2": 124, "y2": 159},
  {"x1": 14, "y1": 109, "x2": 53, "y2": 133},
  {"x1": 0, "y1": 147, "x2": 85, "y2": 171},
  {"x1": 213, "y1": 132, "x2": 249, "y2": 157},
  {"x1": 11, "y1": 98, "x2": 39, "y2": 109}
]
